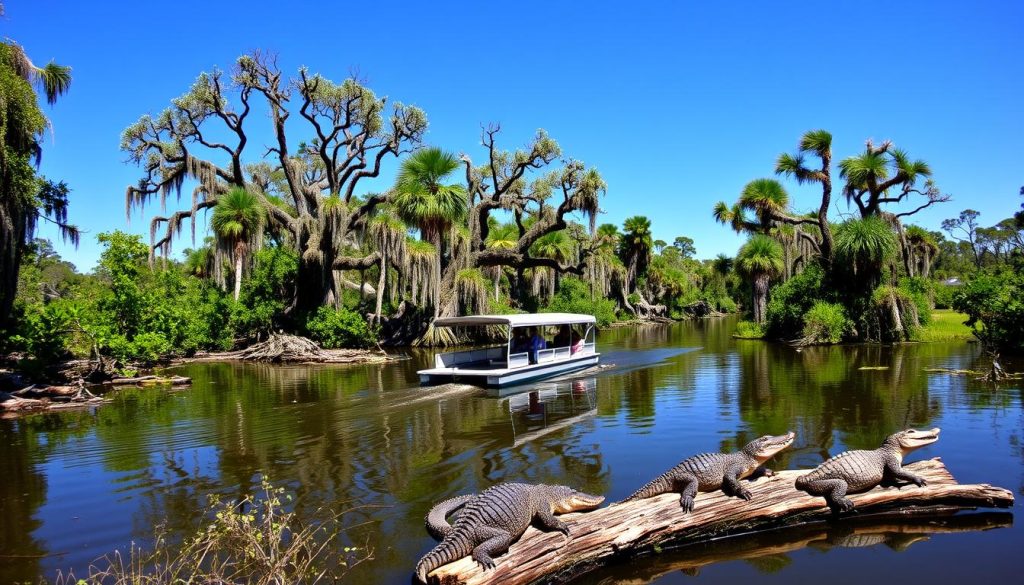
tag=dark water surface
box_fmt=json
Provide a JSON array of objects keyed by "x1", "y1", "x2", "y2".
[{"x1": 2, "y1": 317, "x2": 1022, "y2": 583}]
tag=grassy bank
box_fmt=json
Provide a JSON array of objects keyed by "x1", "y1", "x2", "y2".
[{"x1": 917, "y1": 310, "x2": 974, "y2": 342}]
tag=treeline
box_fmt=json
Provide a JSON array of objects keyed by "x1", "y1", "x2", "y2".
[
  {"x1": 716, "y1": 129, "x2": 1024, "y2": 354},
  {"x1": 2, "y1": 50, "x2": 744, "y2": 367},
  {"x1": 4, "y1": 208, "x2": 735, "y2": 365}
]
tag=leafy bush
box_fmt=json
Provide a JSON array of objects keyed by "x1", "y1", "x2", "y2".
[
  {"x1": 765, "y1": 263, "x2": 829, "y2": 338},
  {"x1": 231, "y1": 247, "x2": 298, "y2": 338},
  {"x1": 800, "y1": 302, "x2": 852, "y2": 344},
  {"x1": 714, "y1": 295, "x2": 737, "y2": 314},
  {"x1": 543, "y1": 277, "x2": 618, "y2": 327},
  {"x1": 734, "y1": 320, "x2": 766, "y2": 339},
  {"x1": 933, "y1": 282, "x2": 957, "y2": 309},
  {"x1": 953, "y1": 270, "x2": 1024, "y2": 354},
  {"x1": 304, "y1": 306, "x2": 376, "y2": 349}
]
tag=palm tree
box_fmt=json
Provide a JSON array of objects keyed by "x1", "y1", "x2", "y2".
[
  {"x1": 736, "y1": 235, "x2": 784, "y2": 324},
  {"x1": 531, "y1": 230, "x2": 572, "y2": 299},
  {"x1": 620, "y1": 215, "x2": 653, "y2": 290},
  {"x1": 368, "y1": 208, "x2": 407, "y2": 322},
  {"x1": 392, "y1": 147, "x2": 466, "y2": 250},
  {"x1": 391, "y1": 147, "x2": 466, "y2": 314},
  {"x1": 485, "y1": 220, "x2": 518, "y2": 300},
  {"x1": 0, "y1": 38, "x2": 74, "y2": 327},
  {"x1": 775, "y1": 129, "x2": 835, "y2": 263},
  {"x1": 211, "y1": 187, "x2": 265, "y2": 300},
  {"x1": 903, "y1": 225, "x2": 939, "y2": 278},
  {"x1": 834, "y1": 216, "x2": 898, "y2": 289}
]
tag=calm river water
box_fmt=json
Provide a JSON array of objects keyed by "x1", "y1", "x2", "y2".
[{"x1": 1, "y1": 317, "x2": 1022, "y2": 584}]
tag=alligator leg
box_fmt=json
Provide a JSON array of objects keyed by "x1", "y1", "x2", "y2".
[
  {"x1": 676, "y1": 475, "x2": 699, "y2": 512},
  {"x1": 802, "y1": 478, "x2": 854, "y2": 512},
  {"x1": 884, "y1": 461, "x2": 927, "y2": 487},
  {"x1": 470, "y1": 526, "x2": 515, "y2": 570},
  {"x1": 723, "y1": 464, "x2": 753, "y2": 500},
  {"x1": 533, "y1": 508, "x2": 570, "y2": 536}
]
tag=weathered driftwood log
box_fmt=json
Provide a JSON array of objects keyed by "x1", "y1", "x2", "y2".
[
  {"x1": 104, "y1": 375, "x2": 192, "y2": 386},
  {"x1": 427, "y1": 458, "x2": 1013, "y2": 585},
  {"x1": 606, "y1": 510, "x2": 1013, "y2": 582}
]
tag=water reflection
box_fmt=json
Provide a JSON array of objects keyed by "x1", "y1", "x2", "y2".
[
  {"x1": 0, "y1": 319, "x2": 1020, "y2": 584},
  {"x1": 587, "y1": 512, "x2": 1013, "y2": 584}
]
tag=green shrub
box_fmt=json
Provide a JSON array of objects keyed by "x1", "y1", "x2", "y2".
[
  {"x1": 715, "y1": 296, "x2": 738, "y2": 313},
  {"x1": 933, "y1": 283, "x2": 956, "y2": 309},
  {"x1": 800, "y1": 302, "x2": 852, "y2": 344},
  {"x1": 542, "y1": 277, "x2": 618, "y2": 327},
  {"x1": 734, "y1": 320, "x2": 766, "y2": 339},
  {"x1": 765, "y1": 263, "x2": 829, "y2": 338},
  {"x1": 230, "y1": 247, "x2": 298, "y2": 338},
  {"x1": 304, "y1": 306, "x2": 376, "y2": 349},
  {"x1": 952, "y1": 270, "x2": 1024, "y2": 353}
]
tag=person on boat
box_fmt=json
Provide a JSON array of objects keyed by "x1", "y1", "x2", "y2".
[
  {"x1": 510, "y1": 328, "x2": 530, "y2": 354},
  {"x1": 528, "y1": 326, "x2": 547, "y2": 364},
  {"x1": 552, "y1": 324, "x2": 572, "y2": 347},
  {"x1": 570, "y1": 331, "x2": 584, "y2": 355}
]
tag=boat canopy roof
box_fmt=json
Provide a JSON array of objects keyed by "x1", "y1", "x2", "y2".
[{"x1": 432, "y1": 313, "x2": 596, "y2": 328}]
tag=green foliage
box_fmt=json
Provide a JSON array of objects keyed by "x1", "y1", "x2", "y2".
[
  {"x1": 800, "y1": 302, "x2": 853, "y2": 344},
  {"x1": 734, "y1": 320, "x2": 766, "y2": 339},
  {"x1": 765, "y1": 263, "x2": 829, "y2": 338},
  {"x1": 899, "y1": 277, "x2": 933, "y2": 327},
  {"x1": 543, "y1": 277, "x2": 617, "y2": 327},
  {"x1": 230, "y1": 246, "x2": 298, "y2": 338},
  {"x1": 933, "y1": 282, "x2": 957, "y2": 309},
  {"x1": 736, "y1": 235, "x2": 784, "y2": 278},
  {"x1": 303, "y1": 306, "x2": 376, "y2": 349},
  {"x1": 834, "y1": 216, "x2": 897, "y2": 279},
  {"x1": 952, "y1": 269, "x2": 1024, "y2": 354}
]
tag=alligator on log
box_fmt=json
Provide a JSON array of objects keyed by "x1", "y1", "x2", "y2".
[{"x1": 423, "y1": 458, "x2": 1013, "y2": 585}]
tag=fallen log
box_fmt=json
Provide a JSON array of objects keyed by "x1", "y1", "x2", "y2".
[
  {"x1": 427, "y1": 458, "x2": 1013, "y2": 585},
  {"x1": 103, "y1": 375, "x2": 192, "y2": 386},
  {"x1": 601, "y1": 509, "x2": 1012, "y2": 582}
]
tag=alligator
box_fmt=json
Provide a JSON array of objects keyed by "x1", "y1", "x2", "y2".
[
  {"x1": 795, "y1": 427, "x2": 940, "y2": 512},
  {"x1": 414, "y1": 482, "x2": 605, "y2": 582},
  {"x1": 621, "y1": 431, "x2": 795, "y2": 512}
]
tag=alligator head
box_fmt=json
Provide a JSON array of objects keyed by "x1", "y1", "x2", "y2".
[
  {"x1": 885, "y1": 428, "x2": 941, "y2": 455},
  {"x1": 546, "y1": 485, "x2": 606, "y2": 513},
  {"x1": 742, "y1": 431, "x2": 796, "y2": 463}
]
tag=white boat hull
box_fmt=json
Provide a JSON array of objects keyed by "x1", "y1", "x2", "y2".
[{"x1": 418, "y1": 354, "x2": 599, "y2": 388}]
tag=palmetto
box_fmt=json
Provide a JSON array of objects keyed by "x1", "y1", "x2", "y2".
[
  {"x1": 736, "y1": 235, "x2": 784, "y2": 324},
  {"x1": 211, "y1": 187, "x2": 265, "y2": 300}
]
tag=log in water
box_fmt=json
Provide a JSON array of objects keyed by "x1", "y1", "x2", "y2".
[{"x1": 427, "y1": 458, "x2": 1014, "y2": 585}]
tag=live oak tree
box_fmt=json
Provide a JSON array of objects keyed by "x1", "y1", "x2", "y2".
[{"x1": 122, "y1": 52, "x2": 427, "y2": 316}]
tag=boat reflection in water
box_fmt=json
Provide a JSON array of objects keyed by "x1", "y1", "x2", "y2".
[{"x1": 497, "y1": 377, "x2": 598, "y2": 448}]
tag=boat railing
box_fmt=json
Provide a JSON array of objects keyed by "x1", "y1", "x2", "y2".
[
  {"x1": 509, "y1": 352, "x2": 530, "y2": 368},
  {"x1": 435, "y1": 345, "x2": 506, "y2": 369}
]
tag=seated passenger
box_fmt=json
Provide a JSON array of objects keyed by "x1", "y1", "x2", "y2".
[
  {"x1": 528, "y1": 326, "x2": 547, "y2": 364},
  {"x1": 570, "y1": 331, "x2": 584, "y2": 354}
]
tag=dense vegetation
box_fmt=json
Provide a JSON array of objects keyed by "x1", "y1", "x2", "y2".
[{"x1": 713, "y1": 129, "x2": 1024, "y2": 352}]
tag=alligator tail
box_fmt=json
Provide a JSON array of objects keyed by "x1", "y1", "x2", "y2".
[
  {"x1": 622, "y1": 473, "x2": 674, "y2": 503},
  {"x1": 415, "y1": 534, "x2": 472, "y2": 583},
  {"x1": 425, "y1": 494, "x2": 474, "y2": 540}
]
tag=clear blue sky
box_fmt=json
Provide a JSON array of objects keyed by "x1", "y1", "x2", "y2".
[{"x1": 6, "y1": 0, "x2": 1023, "y2": 270}]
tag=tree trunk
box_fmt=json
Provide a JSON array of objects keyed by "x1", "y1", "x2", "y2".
[
  {"x1": 752, "y1": 272, "x2": 769, "y2": 324},
  {"x1": 233, "y1": 253, "x2": 243, "y2": 301},
  {"x1": 374, "y1": 252, "x2": 387, "y2": 322}
]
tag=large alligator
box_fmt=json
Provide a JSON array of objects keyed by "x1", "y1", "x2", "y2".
[
  {"x1": 621, "y1": 431, "x2": 795, "y2": 512},
  {"x1": 414, "y1": 482, "x2": 605, "y2": 582},
  {"x1": 795, "y1": 427, "x2": 940, "y2": 512}
]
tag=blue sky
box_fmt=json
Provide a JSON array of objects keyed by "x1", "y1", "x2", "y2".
[{"x1": 6, "y1": 0, "x2": 1023, "y2": 270}]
